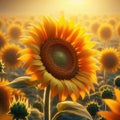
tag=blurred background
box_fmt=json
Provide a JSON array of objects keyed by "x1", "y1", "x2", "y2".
[{"x1": 0, "y1": 0, "x2": 120, "y2": 16}]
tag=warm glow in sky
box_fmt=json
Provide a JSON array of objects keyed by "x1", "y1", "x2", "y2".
[{"x1": 0, "y1": 0, "x2": 120, "y2": 15}]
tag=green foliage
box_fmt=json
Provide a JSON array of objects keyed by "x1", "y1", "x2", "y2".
[{"x1": 33, "y1": 101, "x2": 43, "y2": 112}]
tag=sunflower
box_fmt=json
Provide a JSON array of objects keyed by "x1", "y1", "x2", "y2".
[
  {"x1": 98, "y1": 23, "x2": 113, "y2": 41},
  {"x1": 0, "y1": 80, "x2": 12, "y2": 114},
  {"x1": 1, "y1": 44, "x2": 22, "y2": 69},
  {"x1": 98, "y1": 88, "x2": 120, "y2": 120},
  {"x1": 115, "y1": 23, "x2": 120, "y2": 38},
  {"x1": 9, "y1": 96, "x2": 31, "y2": 120},
  {"x1": 108, "y1": 17, "x2": 116, "y2": 26},
  {"x1": 89, "y1": 20, "x2": 100, "y2": 35},
  {"x1": 0, "y1": 78, "x2": 26, "y2": 115},
  {"x1": 99, "y1": 48, "x2": 120, "y2": 73},
  {"x1": 20, "y1": 16, "x2": 98, "y2": 101},
  {"x1": 86, "y1": 101, "x2": 99, "y2": 116},
  {"x1": 0, "y1": 32, "x2": 8, "y2": 50},
  {"x1": 7, "y1": 24, "x2": 22, "y2": 40}
]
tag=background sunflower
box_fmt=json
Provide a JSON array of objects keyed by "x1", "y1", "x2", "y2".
[
  {"x1": 89, "y1": 20, "x2": 100, "y2": 35},
  {"x1": 1, "y1": 44, "x2": 22, "y2": 69},
  {"x1": 98, "y1": 23, "x2": 113, "y2": 41},
  {"x1": 99, "y1": 48, "x2": 120, "y2": 73},
  {"x1": 7, "y1": 24, "x2": 22, "y2": 41}
]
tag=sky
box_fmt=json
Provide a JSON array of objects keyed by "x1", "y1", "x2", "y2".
[{"x1": 0, "y1": 0, "x2": 120, "y2": 15}]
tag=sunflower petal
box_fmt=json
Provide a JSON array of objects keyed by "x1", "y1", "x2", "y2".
[
  {"x1": 98, "y1": 111, "x2": 120, "y2": 120},
  {"x1": 114, "y1": 88, "x2": 120, "y2": 103},
  {"x1": 103, "y1": 99, "x2": 120, "y2": 116},
  {"x1": 43, "y1": 16, "x2": 56, "y2": 39}
]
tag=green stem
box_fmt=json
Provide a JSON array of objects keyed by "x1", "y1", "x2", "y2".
[
  {"x1": 43, "y1": 85, "x2": 51, "y2": 120},
  {"x1": 103, "y1": 70, "x2": 107, "y2": 111}
]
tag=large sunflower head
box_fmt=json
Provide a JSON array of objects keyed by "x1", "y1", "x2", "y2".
[
  {"x1": 0, "y1": 32, "x2": 8, "y2": 50},
  {"x1": 98, "y1": 88, "x2": 120, "y2": 120},
  {"x1": 7, "y1": 24, "x2": 22, "y2": 40},
  {"x1": 1, "y1": 44, "x2": 22, "y2": 69},
  {"x1": 98, "y1": 23, "x2": 113, "y2": 41},
  {"x1": 20, "y1": 16, "x2": 98, "y2": 101},
  {"x1": 99, "y1": 48, "x2": 120, "y2": 73}
]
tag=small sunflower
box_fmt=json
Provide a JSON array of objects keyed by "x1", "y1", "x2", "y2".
[
  {"x1": 115, "y1": 23, "x2": 120, "y2": 38},
  {"x1": 99, "y1": 48, "x2": 120, "y2": 73},
  {"x1": 7, "y1": 24, "x2": 22, "y2": 40},
  {"x1": 9, "y1": 96, "x2": 31, "y2": 120},
  {"x1": 98, "y1": 23, "x2": 113, "y2": 41},
  {"x1": 101, "y1": 88, "x2": 113, "y2": 99},
  {"x1": 108, "y1": 17, "x2": 116, "y2": 26},
  {"x1": 0, "y1": 32, "x2": 8, "y2": 50},
  {"x1": 20, "y1": 16, "x2": 98, "y2": 101},
  {"x1": 86, "y1": 101, "x2": 99, "y2": 116},
  {"x1": 1, "y1": 44, "x2": 22, "y2": 69},
  {"x1": 89, "y1": 20, "x2": 100, "y2": 34},
  {"x1": 98, "y1": 88, "x2": 120, "y2": 120}
]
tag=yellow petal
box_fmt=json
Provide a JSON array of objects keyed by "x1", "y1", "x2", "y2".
[
  {"x1": 71, "y1": 79, "x2": 85, "y2": 91},
  {"x1": 114, "y1": 88, "x2": 120, "y2": 103},
  {"x1": 43, "y1": 16, "x2": 56, "y2": 39},
  {"x1": 30, "y1": 60, "x2": 43, "y2": 66},
  {"x1": 98, "y1": 111, "x2": 120, "y2": 120},
  {"x1": 103, "y1": 99, "x2": 120, "y2": 116}
]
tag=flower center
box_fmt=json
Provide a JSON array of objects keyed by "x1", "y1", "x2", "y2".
[
  {"x1": 53, "y1": 50, "x2": 68, "y2": 67},
  {"x1": 103, "y1": 54, "x2": 117, "y2": 68},
  {"x1": 40, "y1": 38, "x2": 78, "y2": 79}
]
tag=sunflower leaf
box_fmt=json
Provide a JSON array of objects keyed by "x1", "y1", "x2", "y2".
[
  {"x1": 52, "y1": 101, "x2": 93, "y2": 120},
  {"x1": 6, "y1": 76, "x2": 38, "y2": 88}
]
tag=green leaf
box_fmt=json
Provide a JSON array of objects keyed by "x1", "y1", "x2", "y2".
[{"x1": 52, "y1": 101, "x2": 93, "y2": 120}]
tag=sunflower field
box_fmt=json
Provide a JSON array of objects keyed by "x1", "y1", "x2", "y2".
[{"x1": 0, "y1": 8, "x2": 120, "y2": 120}]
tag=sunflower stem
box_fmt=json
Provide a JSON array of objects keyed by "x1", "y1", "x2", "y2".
[
  {"x1": 103, "y1": 70, "x2": 107, "y2": 83},
  {"x1": 103, "y1": 70, "x2": 107, "y2": 111},
  {"x1": 43, "y1": 85, "x2": 51, "y2": 120}
]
